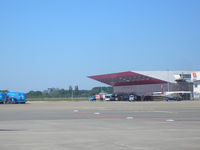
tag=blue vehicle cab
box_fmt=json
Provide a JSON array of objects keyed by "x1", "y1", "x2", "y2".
[
  {"x1": 164, "y1": 96, "x2": 181, "y2": 101},
  {"x1": 6, "y1": 92, "x2": 26, "y2": 104},
  {"x1": 0, "y1": 92, "x2": 5, "y2": 104},
  {"x1": 88, "y1": 95, "x2": 96, "y2": 101}
]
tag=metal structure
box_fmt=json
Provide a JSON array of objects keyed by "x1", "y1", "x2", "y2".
[{"x1": 88, "y1": 71, "x2": 197, "y2": 100}]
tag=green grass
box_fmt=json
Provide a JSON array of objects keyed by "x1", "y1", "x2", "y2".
[{"x1": 27, "y1": 97, "x2": 89, "y2": 101}]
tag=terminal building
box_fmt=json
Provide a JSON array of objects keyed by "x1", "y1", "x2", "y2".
[{"x1": 88, "y1": 71, "x2": 200, "y2": 100}]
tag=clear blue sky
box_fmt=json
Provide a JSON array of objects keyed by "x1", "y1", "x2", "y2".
[{"x1": 0, "y1": 0, "x2": 200, "y2": 92}]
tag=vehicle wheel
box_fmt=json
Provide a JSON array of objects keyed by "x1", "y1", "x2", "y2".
[{"x1": 14, "y1": 99, "x2": 18, "y2": 104}]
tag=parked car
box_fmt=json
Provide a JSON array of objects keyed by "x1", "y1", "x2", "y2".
[
  {"x1": 105, "y1": 94, "x2": 112, "y2": 101},
  {"x1": 129, "y1": 95, "x2": 137, "y2": 101},
  {"x1": 88, "y1": 95, "x2": 96, "y2": 101},
  {"x1": 122, "y1": 95, "x2": 129, "y2": 101},
  {"x1": 109, "y1": 94, "x2": 119, "y2": 101}
]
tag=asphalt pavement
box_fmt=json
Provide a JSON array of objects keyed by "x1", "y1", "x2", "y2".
[{"x1": 0, "y1": 101, "x2": 200, "y2": 150}]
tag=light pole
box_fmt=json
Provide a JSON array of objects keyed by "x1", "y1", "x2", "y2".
[
  {"x1": 167, "y1": 69, "x2": 170, "y2": 92},
  {"x1": 71, "y1": 89, "x2": 73, "y2": 101}
]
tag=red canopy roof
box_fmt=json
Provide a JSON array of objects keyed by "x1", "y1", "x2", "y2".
[{"x1": 88, "y1": 71, "x2": 168, "y2": 86}]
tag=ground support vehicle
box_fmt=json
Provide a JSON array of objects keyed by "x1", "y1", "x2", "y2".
[
  {"x1": 88, "y1": 95, "x2": 96, "y2": 101},
  {"x1": 0, "y1": 92, "x2": 5, "y2": 104},
  {"x1": 6, "y1": 92, "x2": 26, "y2": 104}
]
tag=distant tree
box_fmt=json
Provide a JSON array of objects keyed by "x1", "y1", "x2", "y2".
[
  {"x1": 27, "y1": 91, "x2": 42, "y2": 98},
  {"x1": 89, "y1": 86, "x2": 113, "y2": 96},
  {"x1": 78, "y1": 90, "x2": 90, "y2": 97},
  {"x1": 69, "y1": 85, "x2": 73, "y2": 91},
  {"x1": 26, "y1": 86, "x2": 113, "y2": 98},
  {"x1": 0, "y1": 90, "x2": 9, "y2": 93},
  {"x1": 42, "y1": 92, "x2": 49, "y2": 98},
  {"x1": 69, "y1": 85, "x2": 73, "y2": 97},
  {"x1": 74, "y1": 85, "x2": 79, "y2": 97},
  {"x1": 59, "y1": 89, "x2": 66, "y2": 97},
  {"x1": 90, "y1": 87, "x2": 101, "y2": 96}
]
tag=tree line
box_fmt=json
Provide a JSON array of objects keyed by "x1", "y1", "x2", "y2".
[{"x1": 26, "y1": 86, "x2": 113, "y2": 98}]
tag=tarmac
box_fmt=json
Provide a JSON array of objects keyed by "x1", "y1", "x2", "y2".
[{"x1": 0, "y1": 101, "x2": 200, "y2": 150}]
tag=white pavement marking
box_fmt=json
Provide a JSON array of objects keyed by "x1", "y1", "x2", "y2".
[
  {"x1": 126, "y1": 117, "x2": 134, "y2": 120},
  {"x1": 93, "y1": 112, "x2": 100, "y2": 115},
  {"x1": 166, "y1": 119, "x2": 175, "y2": 122},
  {"x1": 73, "y1": 110, "x2": 79, "y2": 112},
  {"x1": 26, "y1": 101, "x2": 48, "y2": 103}
]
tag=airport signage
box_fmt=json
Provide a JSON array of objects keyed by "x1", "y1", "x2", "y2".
[{"x1": 191, "y1": 72, "x2": 200, "y2": 81}]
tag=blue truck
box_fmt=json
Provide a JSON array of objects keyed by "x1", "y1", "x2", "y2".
[
  {"x1": 0, "y1": 92, "x2": 5, "y2": 104},
  {"x1": 5, "y1": 92, "x2": 26, "y2": 104}
]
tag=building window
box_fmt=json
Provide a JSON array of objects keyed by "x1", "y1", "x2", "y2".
[
  {"x1": 183, "y1": 74, "x2": 191, "y2": 79},
  {"x1": 194, "y1": 83, "x2": 198, "y2": 88}
]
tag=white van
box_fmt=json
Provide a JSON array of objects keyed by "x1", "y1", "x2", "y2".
[{"x1": 105, "y1": 94, "x2": 112, "y2": 101}]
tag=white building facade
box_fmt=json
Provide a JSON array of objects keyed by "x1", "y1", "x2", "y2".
[{"x1": 191, "y1": 72, "x2": 200, "y2": 100}]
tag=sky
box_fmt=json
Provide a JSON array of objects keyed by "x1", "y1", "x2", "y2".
[{"x1": 0, "y1": 0, "x2": 200, "y2": 92}]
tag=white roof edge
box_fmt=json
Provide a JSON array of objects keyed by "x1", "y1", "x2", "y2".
[{"x1": 132, "y1": 71, "x2": 198, "y2": 83}]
